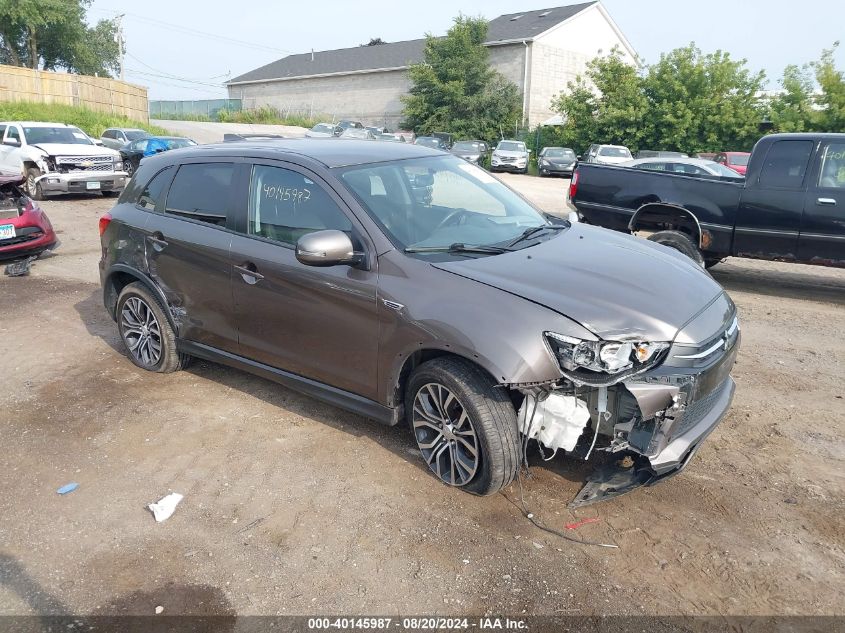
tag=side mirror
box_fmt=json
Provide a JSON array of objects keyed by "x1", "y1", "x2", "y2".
[
  {"x1": 296, "y1": 230, "x2": 359, "y2": 267},
  {"x1": 3, "y1": 138, "x2": 20, "y2": 147},
  {"x1": 567, "y1": 211, "x2": 580, "y2": 224}
]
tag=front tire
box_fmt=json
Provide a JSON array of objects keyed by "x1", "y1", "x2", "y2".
[
  {"x1": 647, "y1": 230, "x2": 705, "y2": 267},
  {"x1": 116, "y1": 282, "x2": 189, "y2": 373},
  {"x1": 25, "y1": 167, "x2": 45, "y2": 201},
  {"x1": 406, "y1": 357, "x2": 520, "y2": 496}
]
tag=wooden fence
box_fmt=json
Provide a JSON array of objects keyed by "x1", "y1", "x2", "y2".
[{"x1": 0, "y1": 64, "x2": 148, "y2": 122}]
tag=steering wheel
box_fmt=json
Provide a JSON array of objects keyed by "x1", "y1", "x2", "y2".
[{"x1": 433, "y1": 208, "x2": 470, "y2": 232}]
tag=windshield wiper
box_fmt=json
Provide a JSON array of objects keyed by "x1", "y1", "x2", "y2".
[
  {"x1": 505, "y1": 224, "x2": 567, "y2": 248},
  {"x1": 404, "y1": 242, "x2": 511, "y2": 255}
]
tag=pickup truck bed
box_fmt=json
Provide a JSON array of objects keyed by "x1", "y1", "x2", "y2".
[{"x1": 571, "y1": 133, "x2": 845, "y2": 268}]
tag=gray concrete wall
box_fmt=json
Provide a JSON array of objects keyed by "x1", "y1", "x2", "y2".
[
  {"x1": 229, "y1": 69, "x2": 411, "y2": 127},
  {"x1": 527, "y1": 43, "x2": 591, "y2": 127},
  {"x1": 487, "y1": 44, "x2": 527, "y2": 92}
]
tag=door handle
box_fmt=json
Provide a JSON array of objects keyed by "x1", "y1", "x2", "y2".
[
  {"x1": 817, "y1": 197, "x2": 836, "y2": 206},
  {"x1": 147, "y1": 233, "x2": 168, "y2": 251},
  {"x1": 234, "y1": 263, "x2": 264, "y2": 284}
]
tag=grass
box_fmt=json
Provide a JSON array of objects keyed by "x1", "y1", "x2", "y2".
[
  {"x1": 153, "y1": 106, "x2": 319, "y2": 129},
  {"x1": 0, "y1": 101, "x2": 169, "y2": 138}
]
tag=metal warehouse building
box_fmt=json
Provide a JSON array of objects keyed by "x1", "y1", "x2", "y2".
[{"x1": 226, "y1": 1, "x2": 637, "y2": 128}]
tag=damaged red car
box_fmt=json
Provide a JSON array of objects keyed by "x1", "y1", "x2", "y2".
[{"x1": 0, "y1": 171, "x2": 57, "y2": 260}]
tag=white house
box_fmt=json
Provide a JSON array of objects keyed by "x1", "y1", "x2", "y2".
[{"x1": 226, "y1": 1, "x2": 637, "y2": 128}]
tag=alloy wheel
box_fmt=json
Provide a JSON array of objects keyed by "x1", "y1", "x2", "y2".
[
  {"x1": 412, "y1": 383, "x2": 479, "y2": 486},
  {"x1": 26, "y1": 174, "x2": 38, "y2": 197},
  {"x1": 120, "y1": 296, "x2": 163, "y2": 367}
]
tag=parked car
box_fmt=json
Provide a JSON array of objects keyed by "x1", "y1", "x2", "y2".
[
  {"x1": 99, "y1": 139, "x2": 739, "y2": 504},
  {"x1": 622, "y1": 157, "x2": 745, "y2": 178},
  {"x1": 490, "y1": 140, "x2": 529, "y2": 173},
  {"x1": 365, "y1": 126, "x2": 390, "y2": 137},
  {"x1": 635, "y1": 150, "x2": 688, "y2": 159},
  {"x1": 335, "y1": 120, "x2": 364, "y2": 136},
  {"x1": 570, "y1": 133, "x2": 845, "y2": 268},
  {"x1": 431, "y1": 132, "x2": 453, "y2": 149},
  {"x1": 0, "y1": 170, "x2": 57, "y2": 260},
  {"x1": 450, "y1": 140, "x2": 489, "y2": 165},
  {"x1": 305, "y1": 123, "x2": 339, "y2": 138},
  {"x1": 0, "y1": 121, "x2": 126, "y2": 200},
  {"x1": 414, "y1": 136, "x2": 447, "y2": 150},
  {"x1": 695, "y1": 152, "x2": 717, "y2": 161},
  {"x1": 538, "y1": 147, "x2": 577, "y2": 177},
  {"x1": 582, "y1": 144, "x2": 633, "y2": 165},
  {"x1": 101, "y1": 128, "x2": 150, "y2": 150},
  {"x1": 339, "y1": 128, "x2": 376, "y2": 140},
  {"x1": 376, "y1": 133, "x2": 401, "y2": 142},
  {"x1": 714, "y1": 151, "x2": 751, "y2": 175},
  {"x1": 393, "y1": 130, "x2": 414, "y2": 143},
  {"x1": 119, "y1": 136, "x2": 197, "y2": 176}
]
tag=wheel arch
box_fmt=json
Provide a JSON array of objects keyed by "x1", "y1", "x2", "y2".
[
  {"x1": 103, "y1": 264, "x2": 179, "y2": 332},
  {"x1": 390, "y1": 347, "x2": 514, "y2": 413},
  {"x1": 628, "y1": 203, "x2": 706, "y2": 249}
]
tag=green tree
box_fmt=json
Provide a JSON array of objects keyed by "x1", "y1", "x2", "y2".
[
  {"x1": 768, "y1": 63, "x2": 817, "y2": 132},
  {"x1": 812, "y1": 42, "x2": 845, "y2": 132},
  {"x1": 642, "y1": 45, "x2": 765, "y2": 153},
  {"x1": 551, "y1": 43, "x2": 766, "y2": 154},
  {"x1": 551, "y1": 47, "x2": 647, "y2": 154},
  {"x1": 0, "y1": 0, "x2": 119, "y2": 76},
  {"x1": 401, "y1": 15, "x2": 522, "y2": 142}
]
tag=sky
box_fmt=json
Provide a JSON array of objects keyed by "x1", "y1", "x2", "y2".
[{"x1": 86, "y1": 0, "x2": 845, "y2": 100}]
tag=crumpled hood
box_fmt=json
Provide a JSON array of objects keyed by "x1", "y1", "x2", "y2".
[
  {"x1": 432, "y1": 223, "x2": 725, "y2": 342},
  {"x1": 31, "y1": 143, "x2": 119, "y2": 157}
]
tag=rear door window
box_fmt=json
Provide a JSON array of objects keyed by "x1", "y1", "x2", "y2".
[
  {"x1": 165, "y1": 163, "x2": 234, "y2": 227},
  {"x1": 758, "y1": 140, "x2": 813, "y2": 189},
  {"x1": 248, "y1": 164, "x2": 352, "y2": 246}
]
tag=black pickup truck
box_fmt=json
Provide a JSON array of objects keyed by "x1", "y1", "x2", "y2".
[{"x1": 570, "y1": 133, "x2": 845, "y2": 268}]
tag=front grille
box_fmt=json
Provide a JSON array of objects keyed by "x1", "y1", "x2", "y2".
[
  {"x1": 671, "y1": 377, "x2": 730, "y2": 439},
  {"x1": 55, "y1": 155, "x2": 114, "y2": 173},
  {"x1": 500, "y1": 157, "x2": 516, "y2": 163}
]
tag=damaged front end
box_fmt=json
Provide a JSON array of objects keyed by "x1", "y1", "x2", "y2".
[{"x1": 516, "y1": 313, "x2": 740, "y2": 507}]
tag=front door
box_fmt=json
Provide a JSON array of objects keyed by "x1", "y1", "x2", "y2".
[
  {"x1": 733, "y1": 139, "x2": 814, "y2": 260},
  {"x1": 229, "y1": 161, "x2": 379, "y2": 400},
  {"x1": 799, "y1": 140, "x2": 845, "y2": 266},
  {"x1": 143, "y1": 160, "x2": 239, "y2": 352}
]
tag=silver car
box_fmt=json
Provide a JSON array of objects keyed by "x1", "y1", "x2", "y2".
[{"x1": 491, "y1": 140, "x2": 529, "y2": 173}]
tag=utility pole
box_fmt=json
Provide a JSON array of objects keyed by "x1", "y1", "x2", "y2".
[{"x1": 114, "y1": 14, "x2": 125, "y2": 81}]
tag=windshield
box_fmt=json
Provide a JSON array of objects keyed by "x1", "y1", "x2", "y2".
[
  {"x1": 705, "y1": 161, "x2": 745, "y2": 177},
  {"x1": 125, "y1": 130, "x2": 149, "y2": 141},
  {"x1": 24, "y1": 126, "x2": 92, "y2": 145},
  {"x1": 339, "y1": 156, "x2": 548, "y2": 253},
  {"x1": 729, "y1": 154, "x2": 750, "y2": 166},
  {"x1": 544, "y1": 148, "x2": 575, "y2": 159},
  {"x1": 312, "y1": 124, "x2": 336, "y2": 134},
  {"x1": 453, "y1": 142, "x2": 481, "y2": 152},
  {"x1": 497, "y1": 141, "x2": 525, "y2": 152},
  {"x1": 165, "y1": 138, "x2": 196, "y2": 149},
  {"x1": 599, "y1": 147, "x2": 631, "y2": 158}
]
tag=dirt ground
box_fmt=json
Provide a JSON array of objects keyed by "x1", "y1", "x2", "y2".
[{"x1": 0, "y1": 184, "x2": 843, "y2": 619}]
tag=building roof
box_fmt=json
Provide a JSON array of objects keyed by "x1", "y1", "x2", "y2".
[{"x1": 228, "y1": 2, "x2": 597, "y2": 85}]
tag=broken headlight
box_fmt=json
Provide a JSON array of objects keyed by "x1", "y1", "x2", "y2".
[{"x1": 545, "y1": 332, "x2": 670, "y2": 385}]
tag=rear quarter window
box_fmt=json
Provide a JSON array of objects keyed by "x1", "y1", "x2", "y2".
[{"x1": 758, "y1": 140, "x2": 813, "y2": 189}]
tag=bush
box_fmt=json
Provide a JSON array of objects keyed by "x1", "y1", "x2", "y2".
[{"x1": 0, "y1": 101, "x2": 169, "y2": 138}]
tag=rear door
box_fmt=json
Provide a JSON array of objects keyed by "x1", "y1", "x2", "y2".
[
  {"x1": 143, "y1": 159, "x2": 240, "y2": 352},
  {"x1": 228, "y1": 160, "x2": 379, "y2": 399},
  {"x1": 732, "y1": 139, "x2": 814, "y2": 260},
  {"x1": 799, "y1": 140, "x2": 845, "y2": 265}
]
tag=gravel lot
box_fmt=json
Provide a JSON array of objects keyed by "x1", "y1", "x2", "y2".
[{"x1": 1, "y1": 178, "x2": 843, "y2": 618}]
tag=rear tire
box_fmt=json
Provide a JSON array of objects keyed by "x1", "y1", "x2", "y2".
[
  {"x1": 406, "y1": 357, "x2": 520, "y2": 496},
  {"x1": 25, "y1": 167, "x2": 45, "y2": 201},
  {"x1": 116, "y1": 282, "x2": 190, "y2": 373},
  {"x1": 647, "y1": 230, "x2": 705, "y2": 267},
  {"x1": 102, "y1": 190, "x2": 120, "y2": 198},
  {"x1": 704, "y1": 257, "x2": 723, "y2": 269}
]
